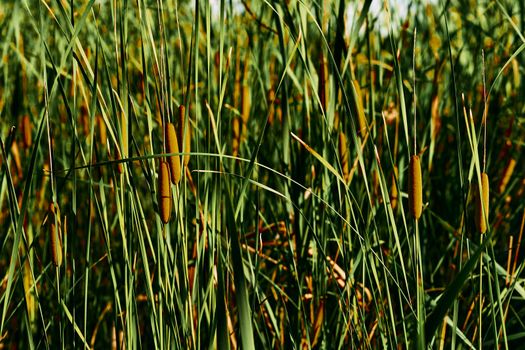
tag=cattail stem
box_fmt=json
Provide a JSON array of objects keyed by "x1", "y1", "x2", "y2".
[
  {"x1": 413, "y1": 27, "x2": 417, "y2": 155},
  {"x1": 179, "y1": 105, "x2": 190, "y2": 167}
]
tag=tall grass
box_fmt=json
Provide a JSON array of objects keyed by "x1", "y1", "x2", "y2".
[{"x1": 0, "y1": 0, "x2": 524, "y2": 348}]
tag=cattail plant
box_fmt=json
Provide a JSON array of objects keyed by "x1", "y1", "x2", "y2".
[
  {"x1": 318, "y1": 51, "x2": 328, "y2": 112},
  {"x1": 11, "y1": 141, "x2": 22, "y2": 178},
  {"x1": 158, "y1": 160, "x2": 171, "y2": 224},
  {"x1": 475, "y1": 172, "x2": 490, "y2": 234},
  {"x1": 114, "y1": 147, "x2": 124, "y2": 174},
  {"x1": 409, "y1": 155, "x2": 423, "y2": 219},
  {"x1": 268, "y1": 89, "x2": 275, "y2": 125},
  {"x1": 409, "y1": 29, "x2": 422, "y2": 220},
  {"x1": 232, "y1": 116, "x2": 240, "y2": 157},
  {"x1": 80, "y1": 103, "x2": 90, "y2": 137},
  {"x1": 49, "y1": 202, "x2": 63, "y2": 267},
  {"x1": 498, "y1": 158, "x2": 516, "y2": 194},
  {"x1": 22, "y1": 256, "x2": 36, "y2": 326},
  {"x1": 241, "y1": 84, "x2": 250, "y2": 137},
  {"x1": 390, "y1": 166, "x2": 399, "y2": 210},
  {"x1": 165, "y1": 122, "x2": 181, "y2": 184},
  {"x1": 22, "y1": 114, "x2": 32, "y2": 149},
  {"x1": 475, "y1": 51, "x2": 490, "y2": 234},
  {"x1": 353, "y1": 79, "x2": 367, "y2": 137},
  {"x1": 338, "y1": 131, "x2": 349, "y2": 183},
  {"x1": 97, "y1": 114, "x2": 107, "y2": 147}
]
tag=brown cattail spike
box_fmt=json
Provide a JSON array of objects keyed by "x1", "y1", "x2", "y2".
[
  {"x1": 80, "y1": 104, "x2": 89, "y2": 137},
  {"x1": 159, "y1": 161, "x2": 171, "y2": 224},
  {"x1": 23, "y1": 257, "x2": 36, "y2": 325},
  {"x1": 22, "y1": 115, "x2": 32, "y2": 149},
  {"x1": 476, "y1": 172, "x2": 490, "y2": 233},
  {"x1": 241, "y1": 85, "x2": 251, "y2": 126},
  {"x1": 499, "y1": 159, "x2": 516, "y2": 194},
  {"x1": 115, "y1": 148, "x2": 124, "y2": 174},
  {"x1": 391, "y1": 166, "x2": 399, "y2": 210},
  {"x1": 408, "y1": 155, "x2": 423, "y2": 219},
  {"x1": 338, "y1": 132, "x2": 349, "y2": 183},
  {"x1": 49, "y1": 202, "x2": 63, "y2": 267},
  {"x1": 165, "y1": 122, "x2": 181, "y2": 184},
  {"x1": 179, "y1": 105, "x2": 190, "y2": 167},
  {"x1": 268, "y1": 89, "x2": 275, "y2": 125},
  {"x1": 353, "y1": 80, "x2": 367, "y2": 137},
  {"x1": 232, "y1": 116, "x2": 240, "y2": 156},
  {"x1": 318, "y1": 51, "x2": 328, "y2": 112},
  {"x1": 97, "y1": 114, "x2": 107, "y2": 147},
  {"x1": 10, "y1": 141, "x2": 22, "y2": 178}
]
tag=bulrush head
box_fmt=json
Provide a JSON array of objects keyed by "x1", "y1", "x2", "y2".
[
  {"x1": 158, "y1": 160, "x2": 171, "y2": 224},
  {"x1": 475, "y1": 172, "x2": 490, "y2": 233},
  {"x1": 338, "y1": 132, "x2": 349, "y2": 183},
  {"x1": 49, "y1": 202, "x2": 63, "y2": 267},
  {"x1": 408, "y1": 155, "x2": 422, "y2": 220},
  {"x1": 165, "y1": 122, "x2": 181, "y2": 184}
]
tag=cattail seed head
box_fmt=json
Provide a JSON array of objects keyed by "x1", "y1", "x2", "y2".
[
  {"x1": 338, "y1": 132, "x2": 349, "y2": 183},
  {"x1": 80, "y1": 104, "x2": 89, "y2": 137},
  {"x1": 11, "y1": 141, "x2": 22, "y2": 178},
  {"x1": 49, "y1": 202, "x2": 63, "y2": 267},
  {"x1": 318, "y1": 51, "x2": 328, "y2": 112},
  {"x1": 114, "y1": 148, "x2": 123, "y2": 174},
  {"x1": 353, "y1": 79, "x2": 367, "y2": 137},
  {"x1": 165, "y1": 122, "x2": 181, "y2": 184},
  {"x1": 430, "y1": 93, "x2": 441, "y2": 141},
  {"x1": 499, "y1": 159, "x2": 516, "y2": 194},
  {"x1": 268, "y1": 89, "x2": 275, "y2": 125},
  {"x1": 22, "y1": 115, "x2": 32, "y2": 149},
  {"x1": 475, "y1": 172, "x2": 490, "y2": 233},
  {"x1": 22, "y1": 257, "x2": 36, "y2": 325},
  {"x1": 241, "y1": 85, "x2": 251, "y2": 126},
  {"x1": 408, "y1": 155, "x2": 422, "y2": 219},
  {"x1": 97, "y1": 114, "x2": 107, "y2": 147},
  {"x1": 121, "y1": 110, "x2": 128, "y2": 159},
  {"x1": 390, "y1": 166, "x2": 399, "y2": 210},
  {"x1": 159, "y1": 161, "x2": 171, "y2": 224},
  {"x1": 232, "y1": 117, "x2": 240, "y2": 157}
]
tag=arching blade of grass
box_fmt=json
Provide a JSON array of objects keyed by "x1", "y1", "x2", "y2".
[{"x1": 290, "y1": 132, "x2": 346, "y2": 186}]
